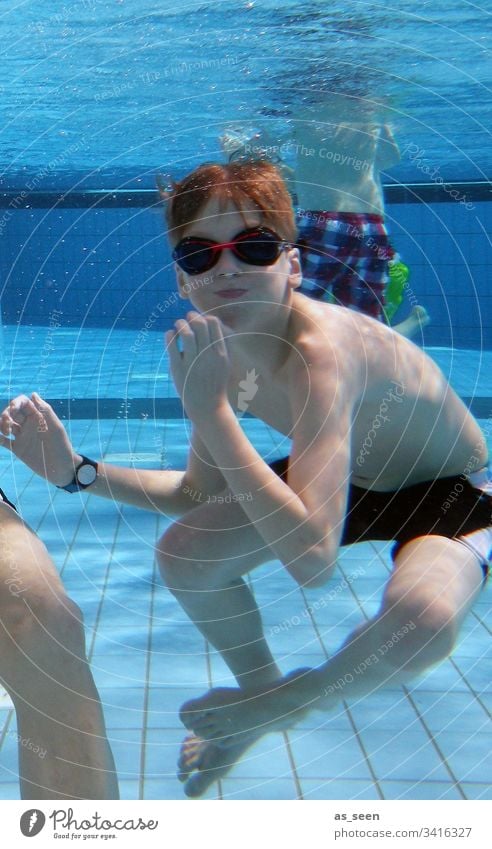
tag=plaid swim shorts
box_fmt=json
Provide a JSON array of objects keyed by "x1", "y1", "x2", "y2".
[{"x1": 296, "y1": 210, "x2": 395, "y2": 321}]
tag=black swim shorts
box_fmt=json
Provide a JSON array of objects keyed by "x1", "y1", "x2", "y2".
[
  {"x1": 0, "y1": 486, "x2": 17, "y2": 512},
  {"x1": 269, "y1": 458, "x2": 492, "y2": 577}
]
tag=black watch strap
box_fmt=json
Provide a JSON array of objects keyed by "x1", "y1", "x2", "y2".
[{"x1": 57, "y1": 456, "x2": 98, "y2": 493}]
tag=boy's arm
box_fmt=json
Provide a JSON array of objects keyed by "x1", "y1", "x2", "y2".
[
  {"x1": 168, "y1": 315, "x2": 356, "y2": 586},
  {"x1": 0, "y1": 393, "x2": 225, "y2": 515},
  {"x1": 87, "y1": 428, "x2": 226, "y2": 512},
  {"x1": 196, "y1": 362, "x2": 354, "y2": 587}
]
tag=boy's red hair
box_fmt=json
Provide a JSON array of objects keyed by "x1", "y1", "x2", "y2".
[{"x1": 162, "y1": 161, "x2": 297, "y2": 245}]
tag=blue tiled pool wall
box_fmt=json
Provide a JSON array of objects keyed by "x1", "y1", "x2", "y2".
[
  {"x1": 387, "y1": 198, "x2": 492, "y2": 349},
  {"x1": 1, "y1": 191, "x2": 491, "y2": 349}
]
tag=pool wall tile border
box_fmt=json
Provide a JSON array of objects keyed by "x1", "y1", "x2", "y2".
[
  {"x1": 1, "y1": 182, "x2": 491, "y2": 209},
  {"x1": 1, "y1": 188, "x2": 491, "y2": 347}
]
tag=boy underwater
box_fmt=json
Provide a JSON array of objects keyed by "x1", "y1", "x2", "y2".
[{"x1": 1, "y1": 160, "x2": 490, "y2": 798}]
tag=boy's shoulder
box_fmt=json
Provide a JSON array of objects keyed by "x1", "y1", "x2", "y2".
[
  {"x1": 286, "y1": 296, "x2": 432, "y2": 396},
  {"x1": 285, "y1": 298, "x2": 372, "y2": 388},
  {"x1": 289, "y1": 295, "x2": 381, "y2": 357}
]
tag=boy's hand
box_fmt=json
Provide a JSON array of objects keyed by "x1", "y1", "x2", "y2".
[
  {"x1": 0, "y1": 392, "x2": 81, "y2": 486},
  {"x1": 166, "y1": 312, "x2": 231, "y2": 420}
]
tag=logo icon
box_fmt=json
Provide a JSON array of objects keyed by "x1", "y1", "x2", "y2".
[
  {"x1": 237, "y1": 369, "x2": 259, "y2": 417},
  {"x1": 20, "y1": 810, "x2": 46, "y2": 837}
]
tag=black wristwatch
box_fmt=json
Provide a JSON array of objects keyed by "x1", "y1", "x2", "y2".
[{"x1": 58, "y1": 455, "x2": 98, "y2": 493}]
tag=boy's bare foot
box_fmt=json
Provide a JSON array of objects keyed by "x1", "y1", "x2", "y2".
[
  {"x1": 393, "y1": 305, "x2": 430, "y2": 339},
  {"x1": 177, "y1": 732, "x2": 261, "y2": 798},
  {"x1": 179, "y1": 669, "x2": 317, "y2": 746}
]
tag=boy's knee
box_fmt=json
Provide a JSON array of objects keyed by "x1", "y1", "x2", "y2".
[
  {"x1": 409, "y1": 596, "x2": 458, "y2": 656},
  {"x1": 156, "y1": 523, "x2": 213, "y2": 593},
  {"x1": 380, "y1": 592, "x2": 458, "y2": 667}
]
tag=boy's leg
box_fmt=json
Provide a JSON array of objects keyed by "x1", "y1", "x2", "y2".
[
  {"x1": 181, "y1": 534, "x2": 483, "y2": 744},
  {"x1": 0, "y1": 504, "x2": 118, "y2": 799},
  {"x1": 292, "y1": 111, "x2": 390, "y2": 320},
  {"x1": 219, "y1": 123, "x2": 391, "y2": 322},
  {"x1": 392, "y1": 305, "x2": 431, "y2": 338},
  {"x1": 157, "y1": 494, "x2": 286, "y2": 797},
  {"x1": 157, "y1": 494, "x2": 282, "y2": 691}
]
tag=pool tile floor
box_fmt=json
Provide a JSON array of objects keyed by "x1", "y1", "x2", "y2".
[{"x1": 0, "y1": 328, "x2": 491, "y2": 799}]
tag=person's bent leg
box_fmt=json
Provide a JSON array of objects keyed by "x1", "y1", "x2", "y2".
[
  {"x1": 0, "y1": 505, "x2": 118, "y2": 799},
  {"x1": 157, "y1": 494, "x2": 286, "y2": 796},
  {"x1": 180, "y1": 534, "x2": 484, "y2": 744},
  {"x1": 313, "y1": 534, "x2": 483, "y2": 701},
  {"x1": 392, "y1": 305, "x2": 430, "y2": 339},
  {"x1": 157, "y1": 494, "x2": 282, "y2": 691}
]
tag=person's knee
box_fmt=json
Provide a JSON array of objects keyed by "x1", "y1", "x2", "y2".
[
  {"x1": 1, "y1": 582, "x2": 86, "y2": 661},
  {"x1": 156, "y1": 522, "x2": 216, "y2": 593},
  {"x1": 411, "y1": 595, "x2": 458, "y2": 659},
  {"x1": 0, "y1": 592, "x2": 89, "y2": 714},
  {"x1": 379, "y1": 589, "x2": 458, "y2": 668}
]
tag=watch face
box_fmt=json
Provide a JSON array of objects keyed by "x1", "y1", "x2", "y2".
[{"x1": 77, "y1": 463, "x2": 97, "y2": 486}]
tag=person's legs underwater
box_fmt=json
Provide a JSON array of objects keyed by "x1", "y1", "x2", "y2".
[
  {"x1": 180, "y1": 533, "x2": 484, "y2": 749},
  {"x1": 157, "y1": 492, "x2": 285, "y2": 797},
  {"x1": 219, "y1": 123, "x2": 430, "y2": 338},
  {"x1": 0, "y1": 501, "x2": 118, "y2": 799}
]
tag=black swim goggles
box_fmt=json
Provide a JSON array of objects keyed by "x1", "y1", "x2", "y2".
[{"x1": 172, "y1": 226, "x2": 287, "y2": 275}]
